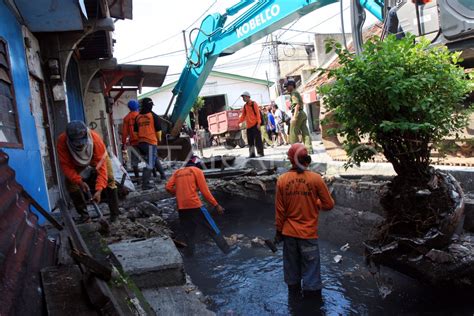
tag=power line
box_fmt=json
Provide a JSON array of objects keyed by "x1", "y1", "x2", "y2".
[
  {"x1": 120, "y1": 0, "x2": 218, "y2": 62},
  {"x1": 283, "y1": 6, "x2": 350, "y2": 41},
  {"x1": 278, "y1": 17, "x2": 301, "y2": 38},
  {"x1": 251, "y1": 35, "x2": 269, "y2": 77},
  {"x1": 122, "y1": 49, "x2": 185, "y2": 64}
]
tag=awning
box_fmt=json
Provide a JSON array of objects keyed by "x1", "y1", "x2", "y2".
[
  {"x1": 101, "y1": 64, "x2": 169, "y2": 100},
  {"x1": 109, "y1": 0, "x2": 133, "y2": 20},
  {"x1": 14, "y1": 0, "x2": 85, "y2": 32}
]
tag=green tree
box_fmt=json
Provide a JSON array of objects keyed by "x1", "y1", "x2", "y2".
[
  {"x1": 320, "y1": 34, "x2": 472, "y2": 182},
  {"x1": 192, "y1": 96, "x2": 205, "y2": 114}
]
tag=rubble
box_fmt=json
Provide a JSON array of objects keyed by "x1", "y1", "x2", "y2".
[
  {"x1": 105, "y1": 214, "x2": 172, "y2": 244},
  {"x1": 250, "y1": 237, "x2": 266, "y2": 248}
]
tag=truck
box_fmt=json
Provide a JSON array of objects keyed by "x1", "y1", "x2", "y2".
[
  {"x1": 157, "y1": 0, "x2": 474, "y2": 160},
  {"x1": 207, "y1": 110, "x2": 247, "y2": 149}
]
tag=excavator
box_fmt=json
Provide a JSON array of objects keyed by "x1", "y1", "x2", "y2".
[{"x1": 158, "y1": 0, "x2": 474, "y2": 160}]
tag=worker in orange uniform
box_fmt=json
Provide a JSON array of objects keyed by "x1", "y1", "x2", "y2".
[
  {"x1": 57, "y1": 121, "x2": 120, "y2": 222},
  {"x1": 166, "y1": 155, "x2": 225, "y2": 256},
  {"x1": 239, "y1": 91, "x2": 264, "y2": 158},
  {"x1": 121, "y1": 99, "x2": 140, "y2": 177},
  {"x1": 275, "y1": 143, "x2": 334, "y2": 299},
  {"x1": 134, "y1": 97, "x2": 165, "y2": 189}
]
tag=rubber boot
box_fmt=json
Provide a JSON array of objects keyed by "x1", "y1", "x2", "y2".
[
  {"x1": 155, "y1": 158, "x2": 166, "y2": 180},
  {"x1": 142, "y1": 168, "x2": 153, "y2": 190},
  {"x1": 107, "y1": 187, "x2": 120, "y2": 222},
  {"x1": 303, "y1": 289, "x2": 322, "y2": 300},
  {"x1": 248, "y1": 146, "x2": 256, "y2": 158},
  {"x1": 132, "y1": 166, "x2": 140, "y2": 178},
  {"x1": 288, "y1": 284, "x2": 302, "y2": 297},
  {"x1": 69, "y1": 190, "x2": 90, "y2": 222}
]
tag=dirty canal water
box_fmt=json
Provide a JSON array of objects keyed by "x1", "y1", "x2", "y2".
[{"x1": 173, "y1": 195, "x2": 473, "y2": 315}]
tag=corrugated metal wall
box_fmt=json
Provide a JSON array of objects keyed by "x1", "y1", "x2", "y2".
[
  {"x1": 0, "y1": 150, "x2": 57, "y2": 315},
  {"x1": 66, "y1": 58, "x2": 86, "y2": 122}
]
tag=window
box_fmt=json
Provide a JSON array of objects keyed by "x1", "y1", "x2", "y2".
[{"x1": 0, "y1": 38, "x2": 22, "y2": 147}]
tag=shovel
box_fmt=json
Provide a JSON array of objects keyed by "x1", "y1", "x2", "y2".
[
  {"x1": 264, "y1": 238, "x2": 279, "y2": 253},
  {"x1": 83, "y1": 190, "x2": 111, "y2": 235},
  {"x1": 200, "y1": 206, "x2": 230, "y2": 254}
]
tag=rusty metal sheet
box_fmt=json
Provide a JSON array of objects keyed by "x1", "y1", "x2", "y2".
[{"x1": 0, "y1": 150, "x2": 57, "y2": 316}]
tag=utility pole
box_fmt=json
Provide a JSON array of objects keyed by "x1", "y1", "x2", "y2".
[{"x1": 270, "y1": 34, "x2": 282, "y2": 96}]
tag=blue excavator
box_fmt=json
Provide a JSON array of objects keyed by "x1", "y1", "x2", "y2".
[{"x1": 159, "y1": 0, "x2": 474, "y2": 160}]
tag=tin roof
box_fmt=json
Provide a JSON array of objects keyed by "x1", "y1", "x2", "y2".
[{"x1": 0, "y1": 150, "x2": 57, "y2": 315}]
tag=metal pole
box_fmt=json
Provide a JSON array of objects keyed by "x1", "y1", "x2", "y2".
[
  {"x1": 340, "y1": 0, "x2": 348, "y2": 50},
  {"x1": 271, "y1": 34, "x2": 282, "y2": 96}
]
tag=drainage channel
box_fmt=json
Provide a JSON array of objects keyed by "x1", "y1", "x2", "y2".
[{"x1": 169, "y1": 193, "x2": 473, "y2": 315}]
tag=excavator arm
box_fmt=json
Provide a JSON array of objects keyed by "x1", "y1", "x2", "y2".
[
  {"x1": 163, "y1": 0, "x2": 385, "y2": 160},
  {"x1": 170, "y1": 0, "x2": 349, "y2": 137}
]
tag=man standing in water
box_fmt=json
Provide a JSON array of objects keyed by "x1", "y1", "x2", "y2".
[
  {"x1": 165, "y1": 155, "x2": 226, "y2": 256},
  {"x1": 275, "y1": 143, "x2": 334, "y2": 298}
]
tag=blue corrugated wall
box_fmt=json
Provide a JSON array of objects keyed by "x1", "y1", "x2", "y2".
[
  {"x1": 66, "y1": 58, "x2": 86, "y2": 122},
  {"x1": 0, "y1": 2, "x2": 50, "y2": 217}
]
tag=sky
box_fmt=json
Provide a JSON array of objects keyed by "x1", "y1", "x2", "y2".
[{"x1": 113, "y1": 0, "x2": 379, "y2": 90}]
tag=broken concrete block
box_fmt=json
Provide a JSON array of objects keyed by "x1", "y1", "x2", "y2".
[
  {"x1": 464, "y1": 196, "x2": 474, "y2": 232},
  {"x1": 142, "y1": 286, "x2": 214, "y2": 316},
  {"x1": 109, "y1": 237, "x2": 185, "y2": 288},
  {"x1": 137, "y1": 201, "x2": 161, "y2": 217}
]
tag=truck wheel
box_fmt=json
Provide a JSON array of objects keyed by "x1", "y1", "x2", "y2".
[
  {"x1": 238, "y1": 137, "x2": 246, "y2": 148},
  {"x1": 224, "y1": 140, "x2": 236, "y2": 149}
]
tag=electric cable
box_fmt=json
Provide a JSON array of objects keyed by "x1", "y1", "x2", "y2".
[
  {"x1": 282, "y1": 6, "x2": 350, "y2": 41},
  {"x1": 251, "y1": 35, "x2": 270, "y2": 77},
  {"x1": 122, "y1": 49, "x2": 185, "y2": 64},
  {"x1": 120, "y1": 0, "x2": 218, "y2": 62}
]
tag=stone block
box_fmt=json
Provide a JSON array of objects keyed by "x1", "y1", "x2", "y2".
[
  {"x1": 109, "y1": 237, "x2": 185, "y2": 288},
  {"x1": 464, "y1": 197, "x2": 474, "y2": 232},
  {"x1": 143, "y1": 286, "x2": 214, "y2": 316}
]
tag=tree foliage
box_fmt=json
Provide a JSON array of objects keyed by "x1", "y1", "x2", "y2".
[
  {"x1": 320, "y1": 35, "x2": 472, "y2": 180},
  {"x1": 192, "y1": 96, "x2": 205, "y2": 113}
]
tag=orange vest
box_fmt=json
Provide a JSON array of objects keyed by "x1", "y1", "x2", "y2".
[
  {"x1": 136, "y1": 113, "x2": 158, "y2": 145},
  {"x1": 122, "y1": 111, "x2": 139, "y2": 146},
  {"x1": 165, "y1": 166, "x2": 218, "y2": 210},
  {"x1": 275, "y1": 170, "x2": 335, "y2": 239}
]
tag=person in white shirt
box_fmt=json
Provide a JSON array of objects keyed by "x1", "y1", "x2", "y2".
[{"x1": 272, "y1": 102, "x2": 289, "y2": 146}]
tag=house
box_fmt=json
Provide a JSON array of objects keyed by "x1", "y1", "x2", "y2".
[
  {"x1": 0, "y1": 0, "x2": 167, "y2": 216},
  {"x1": 272, "y1": 26, "x2": 382, "y2": 133},
  {"x1": 300, "y1": 24, "x2": 383, "y2": 132},
  {"x1": 139, "y1": 70, "x2": 273, "y2": 131}
]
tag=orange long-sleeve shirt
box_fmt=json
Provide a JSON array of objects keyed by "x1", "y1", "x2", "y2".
[
  {"x1": 238, "y1": 100, "x2": 261, "y2": 128},
  {"x1": 122, "y1": 111, "x2": 139, "y2": 146},
  {"x1": 275, "y1": 170, "x2": 334, "y2": 239},
  {"x1": 57, "y1": 130, "x2": 109, "y2": 191},
  {"x1": 165, "y1": 166, "x2": 218, "y2": 210}
]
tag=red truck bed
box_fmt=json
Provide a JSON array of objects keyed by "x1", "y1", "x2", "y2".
[{"x1": 208, "y1": 110, "x2": 241, "y2": 135}]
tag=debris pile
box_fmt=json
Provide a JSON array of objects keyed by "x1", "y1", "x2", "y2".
[
  {"x1": 104, "y1": 203, "x2": 172, "y2": 244},
  {"x1": 223, "y1": 234, "x2": 268, "y2": 249}
]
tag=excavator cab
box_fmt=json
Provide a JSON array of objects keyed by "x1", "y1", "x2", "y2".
[{"x1": 387, "y1": 0, "x2": 474, "y2": 66}]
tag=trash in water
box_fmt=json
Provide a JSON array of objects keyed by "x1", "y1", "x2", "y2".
[
  {"x1": 377, "y1": 284, "x2": 393, "y2": 299},
  {"x1": 333, "y1": 255, "x2": 342, "y2": 263},
  {"x1": 251, "y1": 237, "x2": 266, "y2": 248},
  {"x1": 408, "y1": 254, "x2": 423, "y2": 262},
  {"x1": 340, "y1": 243, "x2": 350, "y2": 252},
  {"x1": 425, "y1": 249, "x2": 454, "y2": 263}
]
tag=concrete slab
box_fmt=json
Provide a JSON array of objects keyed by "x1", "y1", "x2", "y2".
[
  {"x1": 464, "y1": 196, "x2": 474, "y2": 232},
  {"x1": 109, "y1": 237, "x2": 185, "y2": 288},
  {"x1": 142, "y1": 286, "x2": 214, "y2": 316}
]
